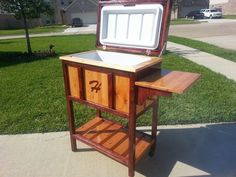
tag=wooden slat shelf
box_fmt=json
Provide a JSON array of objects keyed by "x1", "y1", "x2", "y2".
[
  {"x1": 135, "y1": 70, "x2": 201, "y2": 94},
  {"x1": 73, "y1": 117, "x2": 153, "y2": 165}
]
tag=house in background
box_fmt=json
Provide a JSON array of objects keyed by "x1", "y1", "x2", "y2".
[
  {"x1": 62, "y1": 0, "x2": 97, "y2": 26},
  {"x1": 177, "y1": 0, "x2": 209, "y2": 18},
  {"x1": 57, "y1": 0, "x2": 209, "y2": 24},
  {"x1": 210, "y1": 0, "x2": 236, "y2": 15},
  {"x1": 52, "y1": 0, "x2": 73, "y2": 24}
]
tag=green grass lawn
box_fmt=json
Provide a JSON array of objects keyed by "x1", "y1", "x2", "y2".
[
  {"x1": 223, "y1": 15, "x2": 236, "y2": 19},
  {"x1": 0, "y1": 25, "x2": 67, "y2": 36},
  {"x1": 170, "y1": 18, "x2": 201, "y2": 25},
  {"x1": 169, "y1": 35, "x2": 236, "y2": 62},
  {"x1": 0, "y1": 35, "x2": 236, "y2": 134}
]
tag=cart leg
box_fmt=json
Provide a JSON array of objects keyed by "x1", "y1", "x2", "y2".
[
  {"x1": 128, "y1": 115, "x2": 136, "y2": 177},
  {"x1": 149, "y1": 97, "x2": 159, "y2": 157},
  {"x1": 66, "y1": 100, "x2": 77, "y2": 152},
  {"x1": 96, "y1": 109, "x2": 102, "y2": 117}
]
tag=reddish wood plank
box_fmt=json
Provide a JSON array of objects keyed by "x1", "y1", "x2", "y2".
[
  {"x1": 114, "y1": 75, "x2": 130, "y2": 113},
  {"x1": 83, "y1": 119, "x2": 113, "y2": 140},
  {"x1": 135, "y1": 70, "x2": 201, "y2": 94},
  {"x1": 84, "y1": 70, "x2": 109, "y2": 107},
  {"x1": 68, "y1": 66, "x2": 80, "y2": 98},
  {"x1": 92, "y1": 123, "x2": 122, "y2": 144},
  {"x1": 76, "y1": 117, "x2": 103, "y2": 135},
  {"x1": 134, "y1": 135, "x2": 153, "y2": 161},
  {"x1": 74, "y1": 117, "x2": 153, "y2": 163},
  {"x1": 103, "y1": 129, "x2": 128, "y2": 150}
]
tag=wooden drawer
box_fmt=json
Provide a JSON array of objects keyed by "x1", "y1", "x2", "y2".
[
  {"x1": 84, "y1": 69, "x2": 111, "y2": 107},
  {"x1": 66, "y1": 65, "x2": 131, "y2": 114},
  {"x1": 114, "y1": 75, "x2": 130, "y2": 114},
  {"x1": 67, "y1": 66, "x2": 81, "y2": 98}
]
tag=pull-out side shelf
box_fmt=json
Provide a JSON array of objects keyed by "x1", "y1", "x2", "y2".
[
  {"x1": 135, "y1": 70, "x2": 201, "y2": 105},
  {"x1": 136, "y1": 69, "x2": 201, "y2": 94}
]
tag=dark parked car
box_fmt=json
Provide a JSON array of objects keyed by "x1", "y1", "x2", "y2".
[
  {"x1": 72, "y1": 18, "x2": 83, "y2": 27},
  {"x1": 186, "y1": 10, "x2": 204, "y2": 19}
]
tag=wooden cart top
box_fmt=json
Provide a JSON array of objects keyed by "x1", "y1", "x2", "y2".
[{"x1": 60, "y1": 50, "x2": 162, "y2": 72}]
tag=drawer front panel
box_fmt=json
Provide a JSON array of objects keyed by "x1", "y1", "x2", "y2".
[
  {"x1": 114, "y1": 75, "x2": 130, "y2": 113},
  {"x1": 68, "y1": 66, "x2": 80, "y2": 98},
  {"x1": 66, "y1": 63, "x2": 132, "y2": 115},
  {"x1": 84, "y1": 69, "x2": 109, "y2": 107}
]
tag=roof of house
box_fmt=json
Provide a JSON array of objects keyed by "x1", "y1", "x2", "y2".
[{"x1": 63, "y1": 0, "x2": 98, "y2": 12}]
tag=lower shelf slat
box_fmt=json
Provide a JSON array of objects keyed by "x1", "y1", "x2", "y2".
[{"x1": 73, "y1": 117, "x2": 153, "y2": 165}]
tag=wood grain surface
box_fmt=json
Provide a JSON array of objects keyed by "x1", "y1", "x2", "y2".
[
  {"x1": 60, "y1": 53, "x2": 161, "y2": 73},
  {"x1": 84, "y1": 70, "x2": 109, "y2": 107},
  {"x1": 68, "y1": 66, "x2": 80, "y2": 98},
  {"x1": 75, "y1": 117, "x2": 153, "y2": 163},
  {"x1": 114, "y1": 75, "x2": 130, "y2": 113},
  {"x1": 135, "y1": 70, "x2": 201, "y2": 94}
]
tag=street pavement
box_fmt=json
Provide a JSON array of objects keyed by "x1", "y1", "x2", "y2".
[
  {"x1": 1, "y1": 123, "x2": 236, "y2": 177},
  {"x1": 169, "y1": 19, "x2": 236, "y2": 51}
]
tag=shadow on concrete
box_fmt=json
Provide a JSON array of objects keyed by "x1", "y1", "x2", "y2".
[
  {"x1": 136, "y1": 123, "x2": 236, "y2": 177},
  {"x1": 76, "y1": 148, "x2": 95, "y2": 153}
]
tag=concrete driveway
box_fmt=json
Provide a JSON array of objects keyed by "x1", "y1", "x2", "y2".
[
  {"x1": 169, "y1": 19, "x2": 236, "y2": 51},
  {"x1": 1, "y1": 123, "x2": 236, "y2": 177}
]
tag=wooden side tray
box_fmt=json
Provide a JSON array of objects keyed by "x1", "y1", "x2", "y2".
[
  {"x1": 135, "y1": 69, "x2": 201, "y2": 94},
  {"x1": 73, "y1": 117, "x2": 153, "y2": 166}
]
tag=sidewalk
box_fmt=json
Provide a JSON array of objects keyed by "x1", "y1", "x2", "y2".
[
  {"x1": 0, "y1": 25, "x2": 96, "y2": 40},
  {"x1": 167, "y1": 42, "x2": 236, "y2": 82},
  {"x1": 1, "y1": 123, "x2": 236, "y2": 177},
  {"x1": 169, "y1": 20, "x2": 236, "y2": 51}
]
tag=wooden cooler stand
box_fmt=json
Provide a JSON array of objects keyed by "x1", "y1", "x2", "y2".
[{"x1": 60, "y1": 0, "x2": 201, "y2": 177}]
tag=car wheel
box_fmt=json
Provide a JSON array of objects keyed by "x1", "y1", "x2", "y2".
[{"x1": 210, "y1": 15, "x2": 213, "y2": 19}]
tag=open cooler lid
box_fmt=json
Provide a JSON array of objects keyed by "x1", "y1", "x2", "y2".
[{"x1": 96, "y1": 0, "x2": 172, "y2": 56}]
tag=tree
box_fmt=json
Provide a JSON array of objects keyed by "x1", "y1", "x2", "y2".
[
  {"x1": 0, "y1": 0, "x2": 54, "y2": 54},
  {"x1": 172, "y1": 0, "x2": 183, "y2": 20}
]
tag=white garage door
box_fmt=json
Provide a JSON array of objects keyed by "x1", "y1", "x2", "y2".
[{"x1": 71, "y1": 12, "x2": 97, "y2": 25}]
